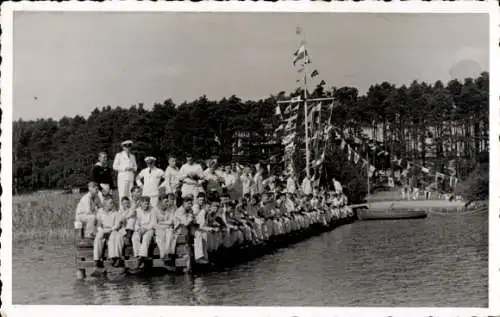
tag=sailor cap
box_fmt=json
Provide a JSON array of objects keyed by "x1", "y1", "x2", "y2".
[
  {"x1": 121, "y1": 140, "x2": 134, "y2": 146},
  {"x1": 144, "y1": 156, "x2": 156, "y2": 162}
]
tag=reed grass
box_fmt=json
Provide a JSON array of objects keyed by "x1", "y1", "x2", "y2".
[{"x1": 13, "y1": 191, "x2": 82, "y2": 241}]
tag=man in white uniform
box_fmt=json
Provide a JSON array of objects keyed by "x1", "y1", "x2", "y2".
[
  {"x1": 136, "y1": 156, "x2": 165, "y2": 208},
  {"x1": 113, "y1": 140, "x2": 137, "y2": 203},
  {"x1": 179, "y1": 155, "x2": 204, "y2": 198}
]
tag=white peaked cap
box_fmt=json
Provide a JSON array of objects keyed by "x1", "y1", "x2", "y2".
[{"x1": 121, "y1": 140, "x2": 134, "y2": 146}]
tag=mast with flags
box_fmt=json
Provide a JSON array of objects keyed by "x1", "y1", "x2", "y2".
[{"x1": 276, "y1": 25, "x2": 336, "y2": 180}]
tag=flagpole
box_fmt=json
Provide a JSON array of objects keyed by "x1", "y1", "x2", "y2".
[{"x1": 303, "y1": 56, "x2": 310, "y2": 180}]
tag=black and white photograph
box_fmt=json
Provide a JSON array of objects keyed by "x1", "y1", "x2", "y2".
[{"x1": 1, "y1": 2, "x2": 498, "y2": 315}]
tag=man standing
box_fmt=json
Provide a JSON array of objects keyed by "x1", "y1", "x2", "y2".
[
  {"x1": 136, "y1": 156, "x2": 164, "y2": 208},
  {"x1": 286, "y1": 171, "x2": 297, "y2": 194},
  {"x1": 92, "y1": 152, "x2": 114, "y2": 194},
  {"x1": 179, "y1": 154, "x2": 204, "y2": 198},
  {"x1": 113, "y1": 140, "x2": 137, "y2": 202},
  {"x1": 160, "y1": 157, "x2": 180, "y2": 195},
  {"x1": 332, "y1": 177, "x2": 343, "y2": 194}
]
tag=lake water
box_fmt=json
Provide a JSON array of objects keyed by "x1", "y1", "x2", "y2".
[{"x1": 13, "y1": 212, "x2": 488, "y2": 306}]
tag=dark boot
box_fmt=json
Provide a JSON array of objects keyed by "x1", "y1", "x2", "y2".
[
  {"x1": 95, "y1": 260, "x2": 104, "y2": 268},
  {"x1": 124, "y1": 230, "x2": 133, "y2": 246}
]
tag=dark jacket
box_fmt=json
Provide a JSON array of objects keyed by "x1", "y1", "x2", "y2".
[{"x1": 91, "y1": 163, "x2": 114, "y2": 189}]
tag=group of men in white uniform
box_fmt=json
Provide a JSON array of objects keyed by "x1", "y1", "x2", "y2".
[{"x1": 75, "y1": 140, "x2": 349, "y2": 269}]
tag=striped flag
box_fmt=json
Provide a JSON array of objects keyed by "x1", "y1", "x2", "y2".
[{"x1": 293, "y1": 43, "x2": 308, "y2": 66}]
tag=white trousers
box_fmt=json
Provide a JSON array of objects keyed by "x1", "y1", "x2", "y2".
[
  {"x1": 117, "y1": 172, "x2": 135, "y2": 201},
  {"x1": 155, "y1": 228, "x2": 176, "y2": 258},
  {"x1": 93, "y1": 230, "x2": 124, "y2": 260},
  {"x1": 132, "y1": 229, "x2": 154, "y2": 257},
  {"x1": 76, "y1": 214, "x2": 97, "y2": 238}
]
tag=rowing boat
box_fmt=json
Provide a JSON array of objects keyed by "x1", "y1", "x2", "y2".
[{"x1": 354, "y1": 200, "x2": 467, "y2": 220}]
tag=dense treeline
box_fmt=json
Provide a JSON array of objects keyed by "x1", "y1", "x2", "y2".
[{"x1": 13, "y1": 72, "x2": 488, "y2": 195}]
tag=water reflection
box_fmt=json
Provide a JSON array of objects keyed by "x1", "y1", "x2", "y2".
[{"x1": 14, "y1": 213, "x2": 488, "y2": 306}]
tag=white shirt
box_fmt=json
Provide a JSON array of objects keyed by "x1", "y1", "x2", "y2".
[
  {"x1": 75, "y1": 192, "x2": 99, "y2": 219},
  {"x1": 161, "y1": 166, "x2": 180, "y2": 193},
  {"x1": 253, "y1": 173, "x2": 264, "y2": 194},
  {"x1": 333, "y1": 180, "x2": 343, "y2": 194},
  {"x1": 240, "y1": 174, "x2": 253, "y2": 194},
  {"x1": 136, "y1": 166, "x2": 164, "y2": 196},
  {"x1": 179, "y1": 163, "x2": 204, "y2": 186},
  {"x1": 301, "y1": 177, "x2": 312, "y2": 195},
  {"x1": 135, "y1": 208, "x2": 156, "y2": 231},
  {"x1": 113, "y1": 151, "x2": 137, "y2": 173},
  {"x1": 96, "y1": 209, "x2": 121, "y2": 232},
  {"x1": 204, "y1": 169, "x2": 223, "y2": 194},
  {"x1": 287, "y1": 177, "x2": 297, "y2": 194}
]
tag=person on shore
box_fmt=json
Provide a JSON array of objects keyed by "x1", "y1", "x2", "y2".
[
  {"x1": 160, "y1": 157, "x2": 181, "y2": 195},
  {"x1": 154, "y1": 193, "x2": 177, "y2": 260},
  {"x1": 93, "y1": 197, "x2": 123, "y2": 268},
  {"x1": 192, "y1": 192, "x2": 208, "y2": 218},
  {"x1": 113, "y1": 140, "x2": 137, "y2": 204},
  {"x1": 92, "y1": 152, "x2": 114, "y2": 199},
  {"x1": 240, "y1": 167, "x2": 254, "y2": 197},
  {"x1": 204, "y1": 199, "x2": 223, "y2": 252},
  {"x1": 203, "y1": 160, "x2": 224, "y2": 197},
  {"x1": 253, "y1": 165, "x2": 265, "y2": 195},
  {"x1": 286, "y1": 172, "x2": 297, "y2": 194},
  {"x1": 136, "y1": 156, "x2": 164, "y2": 208},
  {"x1": 130, "y1": 186, "x2": 143, "y2": 210},
  {"x1": 118, "y1": 196, "x2": 136, "y2": 245},
  {"x1": 301, "y1": 175, "x2": 312, "y2": 196},
  {"x1": 332, "y1": 177, "x2": 343, "y2": 195},
  {"x1": 132, "y1": 196, "x2": 156, "y2": 267},
  {"x1": 75, "y1": 181, "x2": 100, "y2": 239},
  {"x1": 193, "y1": 194, "x2": 213, "y2": 264},
  {"x1": 179, "y1": 155, "x2": 205, "y2": 198}
]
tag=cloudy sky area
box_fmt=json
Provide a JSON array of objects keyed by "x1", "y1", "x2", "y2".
[{"x1": 13, "y1": 12, "x2": 488, "y2": 120}]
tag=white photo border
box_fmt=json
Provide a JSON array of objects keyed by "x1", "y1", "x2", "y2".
[{"x1": 1, "y1": 1, "x2": 498, "y2": 316}]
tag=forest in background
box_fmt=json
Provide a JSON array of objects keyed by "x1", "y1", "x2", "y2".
[{"x1": 13, "y1": 72, "x2": 489, "y2": 198}]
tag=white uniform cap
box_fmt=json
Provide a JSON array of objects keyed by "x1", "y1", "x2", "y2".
[
  {"x1": 144, "y1": 156, "x2": 156, "y2": 162},
  {"x1": 121, "y1": 140, "x2": 134, "y2": 146}
]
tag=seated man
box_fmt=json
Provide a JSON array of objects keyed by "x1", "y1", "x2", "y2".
[
  {"x1": 75, "y1": 181, "x2": 100, "y2": 239},
  {"x1": 93, "y1": 197, "x2": 123, "y2": 268},
  {"x1": 204, "y1": 199, "x2": 223, "y2": 252},
  {"x1": 132, "y1": 196, "x2": 156, "y2": 267},
  {"x1": 154, "y1": 193, "x2": 177, "y2": 260},
  {"x1": 118, "y1": 196, "x2": 136, "y2": 245}
]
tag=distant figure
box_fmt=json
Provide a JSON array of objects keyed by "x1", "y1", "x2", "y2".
[
  {"x1": 424, "y1": 182, "x2": 436, "y2": 200},
  {"x1": 401, "y1": 176, "x2": 410, "y2": 200},
  {"x1": 332, "y1": 178, "x2": 343, "y2": 194},
  {"x1": 286, "y1": 171, "x2": 297, "y2": 194},
  {"x1": 179, "y1": 154, "x2": 204, "y2": 198},
  {"x1": 240, "y1": 167, "x2": 254, "y2": 196},
  {"x1": 253, "y1": 165, "x2": 265, "y2": 195},
  {"x1": 301, "y1": 175, "x2": 312, "y2": 196},
  {"x1": 113, "y1": 140, "x2": 137, "y2": 203},
  {"x1": 92, "y1": 152, "x2": 114, "y2": 196},
  {"x1": 136, "y1": 156, "x2": 164, "y2": 208},
  {"x1": 160, "y1": 157, "x2": 180, "y2": 195}
]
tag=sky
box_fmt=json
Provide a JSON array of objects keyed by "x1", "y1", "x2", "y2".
[{"x1": 13, "y1": 12, "x2": 488, "y2": 120}]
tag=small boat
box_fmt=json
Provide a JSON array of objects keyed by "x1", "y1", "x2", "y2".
[{"x1": 354, "y1": 200, "x2": 467, "y2": 220}]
